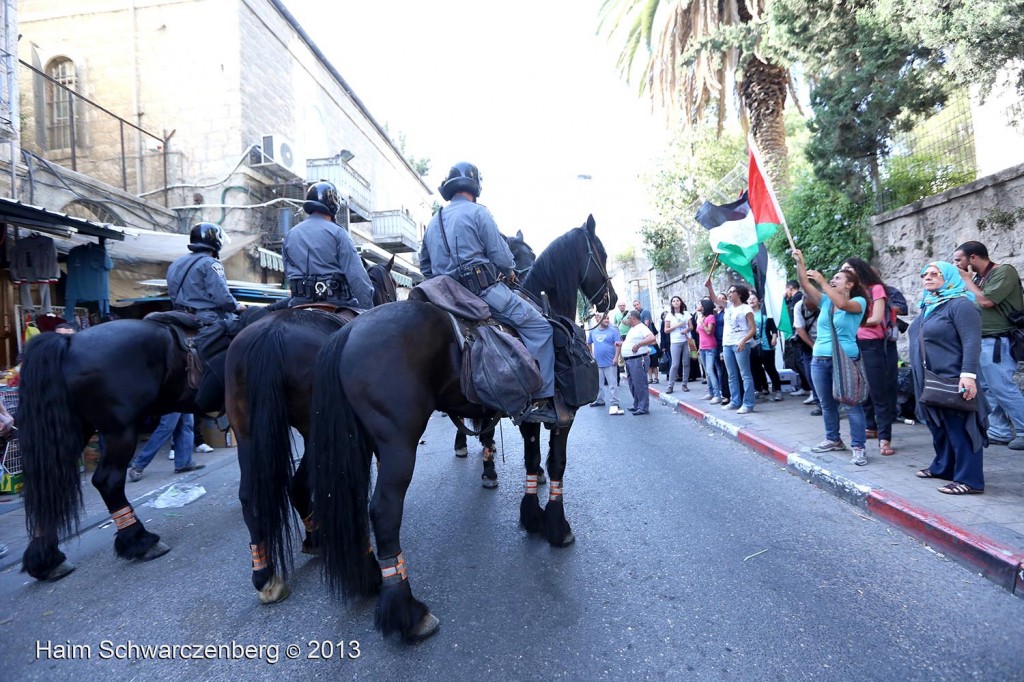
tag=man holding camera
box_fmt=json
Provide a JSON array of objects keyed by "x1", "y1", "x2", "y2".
[{"x1": 954, "y1": 240, "x2": 1024, "y2": 450}]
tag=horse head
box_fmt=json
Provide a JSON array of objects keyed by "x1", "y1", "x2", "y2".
[
  {"x1": 366, "y1": 255, "x2": 398, "y2": 306},
  {"x1": 504, "y1": 229, "x2": 536, "y2": 281},
  {"x1": 577, "y1": 214, "x2": 617, "y2": 314}
]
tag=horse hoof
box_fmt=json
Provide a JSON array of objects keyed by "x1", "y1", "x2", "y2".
[
  {"x1": 138, "y1": 541, "x2": 171, "y2": 562},
  {"x1": 559, "y1": 531, "x2": 576, "y2": 547},
  {"x1": 258, "y1": 574, "x2": 291, "y2": 604},
  {"x1": 454, "y1": 447, "x2": 468, "y2": 458},
  {"x1": 481, "y1": 477, "x2": 498, "y2": 489},
  {"x1": 409, "y1": 612, "x2": 440, "y2": 642},
  {"x1": 45, "y1": 561, "x2": 76, "y2": 582}
]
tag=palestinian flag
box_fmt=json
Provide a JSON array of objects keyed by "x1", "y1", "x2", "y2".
[
  {"x1": 694, "y1": 192, "x2": 767, "y2": 286},
  {"x1": 747, "y1": 145, "x2": 784, "y2": 245}
]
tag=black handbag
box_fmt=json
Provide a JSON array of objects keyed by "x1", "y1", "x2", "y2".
[{"x1": 917, "y1": 321, "x2": 979, "y2": 412}]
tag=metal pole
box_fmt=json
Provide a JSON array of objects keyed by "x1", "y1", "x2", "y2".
[
  {"x1": 120, "y1": 120, "x2": 127, "y2": 191},
  {"x1": 162, "y1": 133, "x2": 169, "y2": 207},
  {"x1": 68, "y1": 92, "x2": 76, "y2": 171}
]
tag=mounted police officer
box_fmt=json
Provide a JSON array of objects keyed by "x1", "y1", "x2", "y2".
[
  {"x1": 283, "y1": 181, "x2": 373, "y2": 309},
  {"x1": 167, "y1": 222, "x2": 242, "y2": 324},
  {"x1": 420, "y1": 162, "x2": 556, "y2": 424}
]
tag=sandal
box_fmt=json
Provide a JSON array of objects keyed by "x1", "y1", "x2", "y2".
[
  {"x1": 915, "y1": 469, "x2": 935, "y2": 478},
  {"x1": 937, "y1": 482, "x2": 983, "y2": 495},
  {"x1": 879, "y1": 441, "x2": 895, "y2": 456}
]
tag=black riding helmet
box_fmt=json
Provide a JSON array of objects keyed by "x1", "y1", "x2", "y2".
[
  {"x1": 188, "y1": 222, "x2": 227, "y2": 253},
  {"x1": 438, "y1": 162, "x2": 482, "y2": 201},
  {"x1": 304, "y1": 181, "x2": 341, "y2": 219}
]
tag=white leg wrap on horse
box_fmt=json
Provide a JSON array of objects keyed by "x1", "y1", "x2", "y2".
[
  {"x1": 111, "y1": 505, "x2": 137, "y2": 530},
  {"x1": 378, "y1": 551, "x2": 408, "y2": 586},
  {"x1": 525, "y1": 474, "x2": 538, "y2": 495},
  {"x1": 549, "y1": 480, "x2": 563, "y2": 501}
]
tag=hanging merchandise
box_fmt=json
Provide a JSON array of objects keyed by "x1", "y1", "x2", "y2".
[
  {"x1": 11, "y1": 234, "x2": 59, "y2": 314},
  {"x1": 64, "y1": 241, "x2": 114, "y2": 318}
]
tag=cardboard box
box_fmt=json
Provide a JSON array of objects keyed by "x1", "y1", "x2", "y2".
[{"x1": 200, "y1": 422, "x2": 236, "y2": 449}]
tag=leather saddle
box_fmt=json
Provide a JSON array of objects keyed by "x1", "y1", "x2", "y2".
[{"x1": 144, "y1": 311, "x2": 203, "y2": 389}]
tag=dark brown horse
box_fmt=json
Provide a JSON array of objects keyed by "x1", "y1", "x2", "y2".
[
  {"x1": 224, "y1": 259, "x2": 396, "y2": 604},
  {"x1": 308, "y1": 216, "x2": 615, "y2": 642}
]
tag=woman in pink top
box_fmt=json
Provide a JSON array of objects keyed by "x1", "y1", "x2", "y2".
[
  {"x1": 696, "y1": 299, "x2": 723, "y2": 403},
  {"x1": 842, "y1": 257, "x2": 898, "y2": 456}
]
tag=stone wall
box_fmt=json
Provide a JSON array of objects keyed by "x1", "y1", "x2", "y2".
[{"x1": 872, "y1": 161, "x2": 1024, "y2": 302}]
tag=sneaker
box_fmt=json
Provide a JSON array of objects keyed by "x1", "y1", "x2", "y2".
[
  {"x1": 771, "y1": 392, "x2": 783, "y2": 402},
  {"x1": 802, "y1": 396, "x2": 817, "y2": 405},
  {"x1": 174, "y1": 463, "x2": 206, "y2": 474},
  {"x1": 167, "y1": 449, "x2": 175, "y2": 460},
  {"x1": 721, "y1": 403, "x2": 738, "y2": 410},
  {"x1": 791, "y1": 388, "x2": 807, "y2": 397},
  {"x1": 128, "y1": 467, "x2": 143, "y2": 482},
  {"x1": 851, "y1": 447, "x2": 867, "y2": 466},
  {"x1": 811, "y1": 439, "x2": 846, "y2": 453},
  {"x1": 609, "y1": 406, "x2": 623, "y2": 415},
  {"x1": 701, "y1": 393, "x2": 714, "y2": 400},
  {"x1": 195, "y1": 443, "x2": 214, "y2": 453},
  {"x1": 665, "y1": 386, "x2": 674, "y2": 394},
  {"x1": 589, "y1": 401, "x2": 606, "y2": 408},
  {"x1": 1009, "y1": 437, "x2": 1024, "y2": 451},
  {"x1": 736, "y1": 406, "x2": 753, "y2": 415},
  {"x1": 709, "y1": 396, "x2": 722, "y2": 405},
  {"x1": 810, "y1": 407, "x2": 823, "y2": 416}
]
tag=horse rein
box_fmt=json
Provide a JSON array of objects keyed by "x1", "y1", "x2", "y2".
[{"x1": 577, "y1": 228, "x2": 613, "y2": 312}]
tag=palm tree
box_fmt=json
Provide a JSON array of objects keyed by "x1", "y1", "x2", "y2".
[{"x1": 598, "y1": 0, "x2": 790, "y2": 187}]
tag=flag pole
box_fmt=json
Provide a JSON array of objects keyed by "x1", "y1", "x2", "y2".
[
  {"x1": 708, "y1": 253, "x2": 720, "y2": 280},
  {"x1": 748, "y1": 134, "x2": 797, "y2": 252}
]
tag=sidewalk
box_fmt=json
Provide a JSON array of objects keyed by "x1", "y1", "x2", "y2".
[
  {"x1": 649, "y1": 382, "x2": 1024, "y2": 597},
  {"x1": 0, "y1": 445, "x2": 237, "y2": 573}
]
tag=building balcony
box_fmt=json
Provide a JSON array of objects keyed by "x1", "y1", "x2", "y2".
[
  {"x1": 306, "y1": 156, "x2": 372, "y2": 222},
  {"x1": 370, "y1": 209, "x2": 419, "y2": 253}
]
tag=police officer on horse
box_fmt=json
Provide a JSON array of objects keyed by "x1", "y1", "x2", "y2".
[
  {"x1": 283, "y1": 181, "x2": 373, "y2": 309},
  {"x1": 168, "y1": 222, "x2": 243, "y2": 323},
  {"x1": 420, "y1": 162, "x2": 556, "y2": 424}
]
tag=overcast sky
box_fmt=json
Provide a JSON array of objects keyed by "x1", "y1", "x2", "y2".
[{"x1": 285, "y1": 0, "x2": 668, "y2": 257}]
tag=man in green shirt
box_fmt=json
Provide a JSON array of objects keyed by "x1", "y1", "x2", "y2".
[
  {"x1": 954, "y1": 240, "x2": 1024, "y2": 449},
  {"x1": 613, "y1": 300, "x2": 629, "y2": 340}
]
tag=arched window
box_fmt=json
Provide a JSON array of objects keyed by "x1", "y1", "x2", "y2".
[{"x1": 45, "y1": 58, "x2": 76, "y2": 150}]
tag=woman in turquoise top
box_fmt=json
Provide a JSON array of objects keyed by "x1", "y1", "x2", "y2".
[{"x1": 793, "y1": 248, "x2": 869, "y2": 465}]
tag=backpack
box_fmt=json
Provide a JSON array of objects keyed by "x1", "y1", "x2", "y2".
[
  {"x1": 882, "y1": 284, "x2": 909, "y2": 339},
  {"x1": 469, "y1": 325, "x2": 543, "y2": 418},
  {"x1": 550, "y1": 315, "x2": 600, "y2": 409}
]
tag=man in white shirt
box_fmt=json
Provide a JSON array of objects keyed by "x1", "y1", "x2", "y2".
[{"x1": 622, "y1": 311, "x2": 656, "y2": 415}]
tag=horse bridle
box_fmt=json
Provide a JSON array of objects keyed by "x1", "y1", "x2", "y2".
[{"x1": 577, "y1": 228, "x2": 612, "y2": 312}]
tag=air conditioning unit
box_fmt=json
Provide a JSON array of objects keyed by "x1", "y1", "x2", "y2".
[{"x1": 252, "y1": 133, "x2": 305, "y2": 179}]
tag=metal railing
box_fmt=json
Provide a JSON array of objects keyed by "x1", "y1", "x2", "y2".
[
  {"x1": 370, "y1": 209, "x2": 418, "y2": 253},
  {"x1": 306, "y1": 157, "x2": 372, "y2": 220},
  {"x1": 19, "y1": 59, "x2": 171, "y2": 204}
]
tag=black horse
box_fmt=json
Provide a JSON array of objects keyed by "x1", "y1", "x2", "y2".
[
  {"x1": 228, "y1": 236, "x2": 535, "y2": 605},
  {"x1": 309, "y1": 215, "x2": 615, "y2": 642},
  {"x1": 17, "y1": 259, "x2": 398, "y2": 584},
  {"x1": 224, "y1": 259, "x2": 397, "y2": 604},
  {"x1": 19, "y1": 318, "x2": 202, "y2": 580}
]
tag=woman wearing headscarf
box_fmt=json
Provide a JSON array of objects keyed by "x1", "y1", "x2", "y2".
[{"x1": 909, "y1": 261, "x2": 988, "y2": 495}]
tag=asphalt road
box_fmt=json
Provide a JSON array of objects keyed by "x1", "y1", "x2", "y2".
[{"x1": 1, "y1": 405, "x2": 1021, "y2": 681}]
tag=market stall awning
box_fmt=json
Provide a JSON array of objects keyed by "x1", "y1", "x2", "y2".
[
  {"x1": 257, "y1": 246, "x2": 285, "y2": 272},
  {"x1": 62, "y1": 229, "x2": 259, "y2": 264},
  {"x1": 0, "y1": 197, "x2": 128, "y2": 241}
]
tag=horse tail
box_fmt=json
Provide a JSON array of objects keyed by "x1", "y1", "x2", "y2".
[
  {"x1": 310, "y1": 325, "x2": 376, "y2": 600},
  {"x1": 19, "y1": 333, "x2": 84, "y2": 541},
  {"x1": 243, "y1": 321, "x2": 296, "y2": 577}
]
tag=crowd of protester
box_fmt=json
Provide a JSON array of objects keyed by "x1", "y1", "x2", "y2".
[{"x1": 598, "y1": 238, "x2": 1024, "y2": 497}]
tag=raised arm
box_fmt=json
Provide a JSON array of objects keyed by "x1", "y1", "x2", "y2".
[
  {"x1": 792, "y1": 248, "x2": 821, "y2": 308},
  {"x1": 705, "y1": 277, "x2": 727, "y2": 308}
]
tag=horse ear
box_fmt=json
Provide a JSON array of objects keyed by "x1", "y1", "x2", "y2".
[
  {"x1": 585, "y1": 214, "x2": 596, "y2": 233},
  {"x1": 386, "y1": 255, "x2": 395, "y2": 271},
  {"x1": 516, "y1": 229, "x2": 524, "y2": 240}
]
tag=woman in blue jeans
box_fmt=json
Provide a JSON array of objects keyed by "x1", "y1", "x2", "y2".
[
  {"x1": 706, "y1": 278, "x2": 756, "y2": 414},
  {"x1": 793, "y1": 248, "x2": 869, "y2": 465}
]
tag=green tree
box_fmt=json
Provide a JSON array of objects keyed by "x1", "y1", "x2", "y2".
[
  {"x1": 771, "y1": 0, "x2": 949, "y2": 208},
  {"x1": 877, "y1": 0, "x2": 1024, "y2": 111},
  {"x1": 599, "y1": 0, "x2": 791, "y2": 188}
]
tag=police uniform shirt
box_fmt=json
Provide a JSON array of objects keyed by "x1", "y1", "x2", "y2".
[
  {"x1": 283, "y1": 215, "x2": 373, "y2": 308},
  {"x1": 419, "y1": 196, "x2": 515, "y2": 279},
  {"x1": 167, "y1": 252, "x2": 238, "y2": 313}
]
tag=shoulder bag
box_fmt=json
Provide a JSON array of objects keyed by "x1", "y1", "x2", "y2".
[
  {"x1": 916, "y1": 316, "x2": 979, "y2": 412},
  {"x1": 829, "y1": 304, "x2": 870, "y2": 406}
]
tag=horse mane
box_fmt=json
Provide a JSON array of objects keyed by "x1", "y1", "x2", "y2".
[{"x1": 521, "y1": 229, "x2": 584, "y2": 317}]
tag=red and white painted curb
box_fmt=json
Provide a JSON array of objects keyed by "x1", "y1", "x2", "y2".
[{"x1": 651, "y1": 387, "x2": 1024, "y2": 597}]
